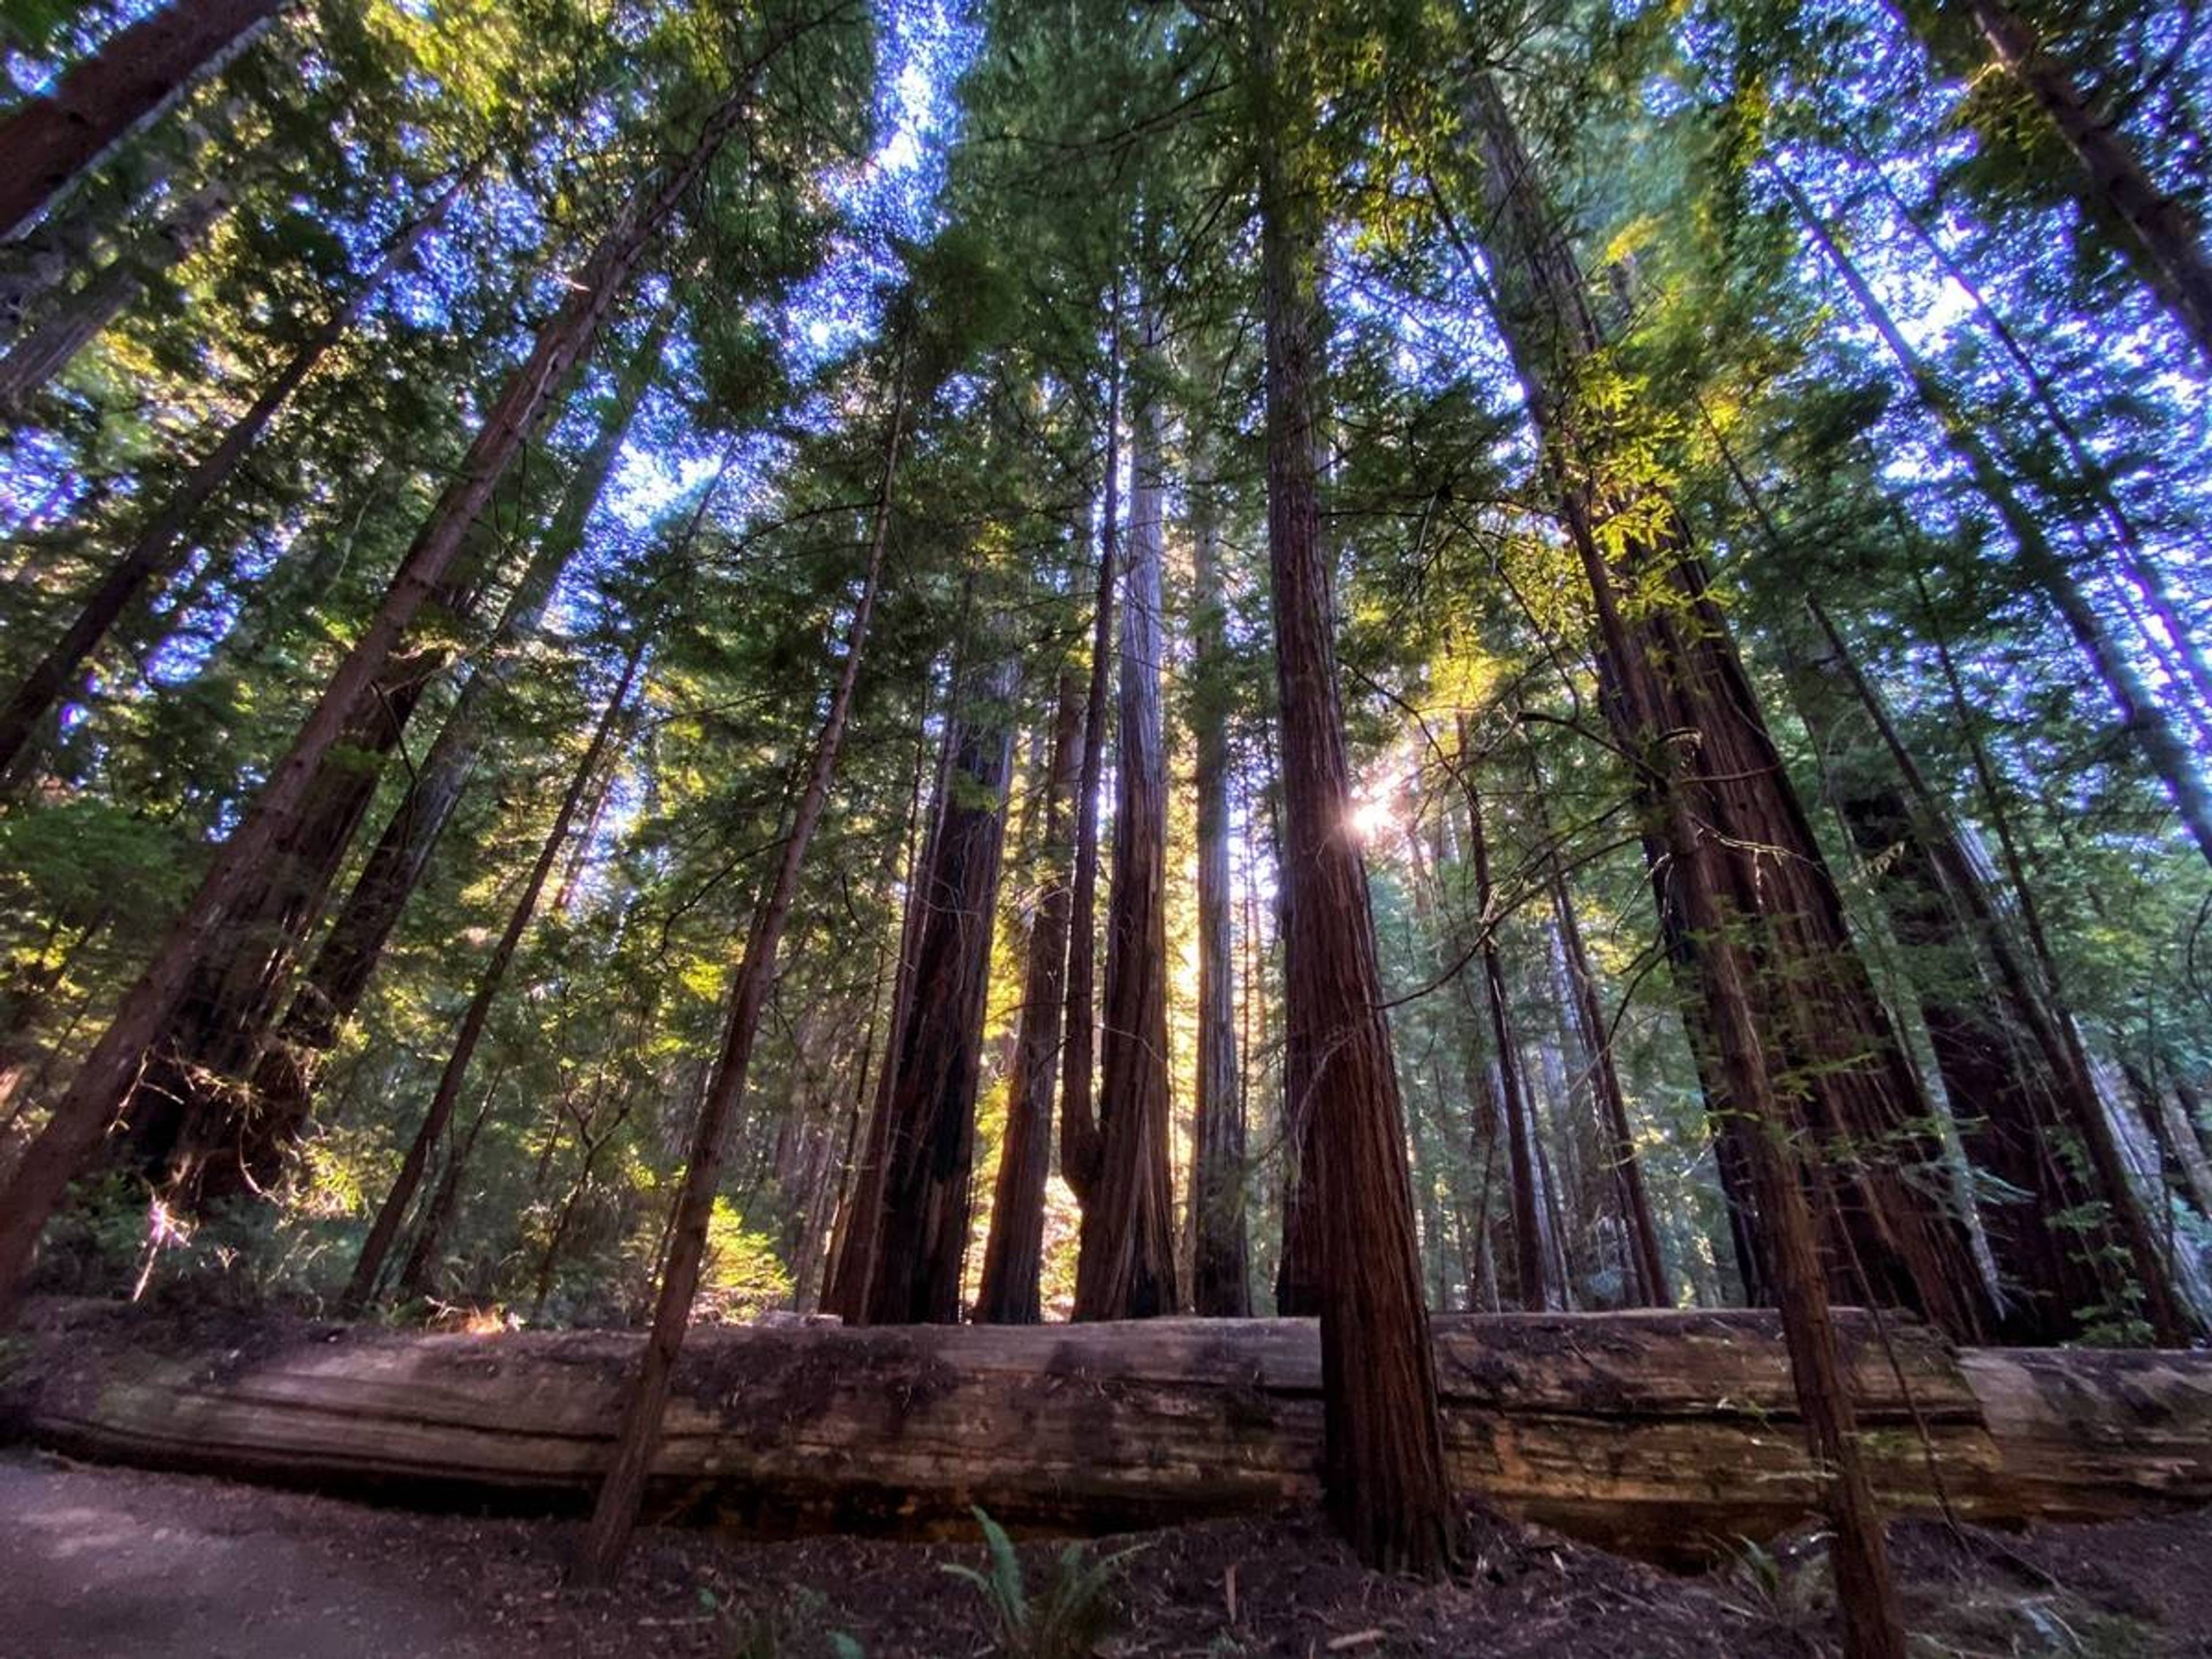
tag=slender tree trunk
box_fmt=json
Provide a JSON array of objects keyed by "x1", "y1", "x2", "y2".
[
  {"x1": 1188, "y1": 457, "x2": 1251, "y2": 1318},
  {"x1": 1856, "y1": 156, "x2": 2212, "y2": 720},
  {"x1": 0, "y1": 180, "x2": 232, "y2": 417},
  {"x1": 975, "y1": 669, "x2": 1084, "y2": 1324},
  {"x1": 343, "y1": 616, "x2": 652, "y2": 1311},
  {"x1": 1780, "y1": 168, "x2": 2212, "y2": 869},
  {"x1": 1059, "y1": 297, "x2": 1120, "y2": 1205},
  {"x1": 0, "y1": 169, "x2": 472, "y2": 778},
  {"x1": 0, "y1": 61, "x2": 785, "y2": 1321},
  {"x1": 242, "y1": 305, "x2": 668, "y2": 1178},
  {"x1": 0, "y1": 0, "x2": 285, "y2": 243},
  {"x1": 1547, "y1": 866, "x2": 1668, "y2": 1308},
  {"x1": 853, "y1": 649, "x2": 1017, "y2": 1325},
  {"x1": 393, "y1": 1065, "x2": 505, "y2": 1302},
  {"x1": 1074, "y1": 320, "x2": 1179, "y2": 1322},
  {"x1": 1458, "y1": 746, "x2": 1550, "y2": 1310},
  {"x1": 571, "y1": 354, "x2": 904, "y2": 1587},
  {"x1": 1252, "y1": 4, "x2": 1455, "y2": 1575},
  {"x1": 1925, "y1": 0, "x2": 2212, "y2": 369}
]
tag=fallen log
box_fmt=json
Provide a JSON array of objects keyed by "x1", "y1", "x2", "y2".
[{"x1": 7, "y1": 1300, "x2": 2210, "y2": 1562}]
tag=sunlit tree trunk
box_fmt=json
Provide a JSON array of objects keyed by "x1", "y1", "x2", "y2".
[
  {"x1": 1461, "y1": 82, "x2": 1994, "y2": 1342},
  {"x1": 1463, "y1": 69, "x2": 1920, "y2": 1656},
  {"x1": 1251, "y1": 1, "x2": 1455, "y2": 1575},
  {"x1": 242, "y1": 304, "x2": 666, "y2": 1180},
  {"x1": 1074, "y1": 321, "x2": 1178, "y2": 1322},
  {"x1": 975, "y1": 668, "x2": 1084, "y2": 1324},
  {"x1": 1187, "y1": 457, "x2": 1250, "y2": 1317}
]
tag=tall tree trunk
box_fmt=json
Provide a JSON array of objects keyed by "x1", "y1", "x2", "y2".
[
  {"x1": 852, "y1": 648, "x2": 1017, "y2": 1325},
  {"x1": 0, "y1": 59, "x2": 787, "y2": 1321},
  {"x1": 1779, "y1": 168, "x2": 2212, "y2": 869},
  {"x1": 571, "y1": 353, "x2": 904, "y2": 1587},
  {"x1": 241, "y1": 305, "x2": 668, "y2": 1179},
  {"x1": 1457, "y1": 741, "x2": 1551, "y2": 1310},
  {"x1": 0, "y1": 180, "x2": 232, "y2": 417},
  {"x1": 1188, "y1": 458, "x2": 1250, "y2": 1318},
  {"x1": 975, "y1": 669, "x2": 1084, "y2": 1324},
  {"x1": 343, "y1": 605, "x2": 655, "y2": 1310},
  {"x1": 1778, "y1": 547, "x2": 2192, "y2": 1338},
  {"x1": 1547, "y1": 865, "x2": 1668, "y2": 1308},
  {"x1": 1058, "y1": 298, "x2": 1120, "y2": 1205},
  {"x1": 392, "y1": 1069, "x2": 503, "y2": 1303},
  {"x1": 1918, "y1": 0, "x2": 2212, "y2": 369},
  {"x1": 1074, "y1": 322, "x2": 1178, "y2": 1323},
  {"x1": 0, "y1": 0, "x2": 285, "y2": 243},
  {"x1": 1251, "y1": 3, "x2": 1455, "y2": 1575},
  {"x1": 1459, "y1": 80, "x2": 1995, "y2": 1342},
  {"x1": 1462, "y1": 70, "x2": 1919, "y2": 1656},
  {"x1": 0, "y1": 168, "x2": 472, "y2": 777}
]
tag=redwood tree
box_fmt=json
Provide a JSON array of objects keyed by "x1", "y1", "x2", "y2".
[
  {"x1": 1073, "y1": 324, "x2": 1179, "y2": 1323},
  {"x1": 1248, "y1": 0, "x2": 1456, "y2": 1576}
]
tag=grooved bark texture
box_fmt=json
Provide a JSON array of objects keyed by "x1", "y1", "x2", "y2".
[
  {"x1": 1074, "y1": 357, "x2": 1178, "y2": 1323},
  {"x1": 975, "y1": 668, "x2": 1084, "y2": 1324},
  {"x1": 1253, "y1": 3, "x2": 1455, "y2": 1574},
  {"x1": 857, "y1": 652, "x2": 1017, "y2": 1326}
]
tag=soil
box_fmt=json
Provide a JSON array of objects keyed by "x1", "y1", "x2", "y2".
[{"x1": 2, "y1": 1448, "x2": 2207, "y2": 1657}]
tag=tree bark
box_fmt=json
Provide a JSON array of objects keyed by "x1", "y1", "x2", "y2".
[
  {"x1": 1187, "y1": 457, "x2": 1250, "y2": 1318},
  {"x1": 1461, "y1": 71, "x2": 1919, "y2": 1655},
  {"x1": 975, "y1": 668, "x2": 1084, "y2": 1324},
  {"x1": 1926, "y1": 0, "x2": 2212, "y2": 370},
  {"x1": 1788, "y1": 591, "x2": 2194, "y2": 1344},
  {"x1": 1457, "y1": 738, "x2": 1552, "y2": 1310},
  {"x1": 393, "y1": 1069, "x2": 503, "y2": 1302},
  {"x1": 1058, "y1": 298, "x2": 1121, "y2": 1205},
  {"x1": 0, "y1": 0, "x2": 285, "y2": 243},
  {"x1": 1074, "y1": 321, "x2": 1179, "y2": 1323},
  {"x1": 1547, "y1": 863, "x2": 1668, "y2": 1308},
  {"x1": 343, "y1": 606, "x2": 653, "y2": 1312},
  {"x1": 20, "y1": 1301, "x2": 2212, "y2": 1564},
  {"x1": 850, "y1": 646, "x2": 1017, "y2": 1326},
  {"x1": 0, "y1": 60, "x2": 784, "y2": 1322},
  {"x1": 1252, "y1": 3, "x2": 1456, "y2": 1575},
  {"x1": 0, "y1": 169, "x2": 471, "y2": 777},
  {"x1": 571, "y1": 351, "x2": 906, "y2": 1587}
]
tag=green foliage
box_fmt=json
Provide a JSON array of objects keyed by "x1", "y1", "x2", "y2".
[{"x1": 941, "y1": 1508, "x2": 1140, "y2": 1659}]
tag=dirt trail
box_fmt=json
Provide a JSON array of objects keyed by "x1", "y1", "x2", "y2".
[{"x1": 3, "y1": 1447, "x2": 2210, "y2": 1657}]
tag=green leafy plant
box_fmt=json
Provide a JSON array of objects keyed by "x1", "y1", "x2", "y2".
[{"x1": 941, "y1": 1506, "x2": 1141, "y2": 1659}]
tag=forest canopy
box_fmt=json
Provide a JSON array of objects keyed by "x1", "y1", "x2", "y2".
[{"x1": 2, "y1": 0, "x2": 2210, "y2": 1622}]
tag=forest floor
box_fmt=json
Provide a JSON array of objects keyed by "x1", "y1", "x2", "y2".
[{"x1": 1, "y1": 1448, "x2": 2208, "y2": 1658}]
